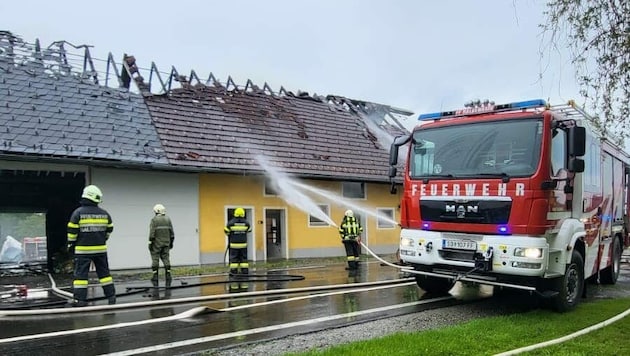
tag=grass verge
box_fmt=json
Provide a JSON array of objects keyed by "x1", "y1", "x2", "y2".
[{"x1": 287, "y1": 297, "x2": 630, "y2": 356}]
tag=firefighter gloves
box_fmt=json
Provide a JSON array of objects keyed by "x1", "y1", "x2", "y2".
[{"x1": 67, "y1": 243, "x2": 75, "y2": 256}]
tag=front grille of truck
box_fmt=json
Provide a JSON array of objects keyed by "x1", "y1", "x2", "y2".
[{"x1": 420, "y1": 199, "x2": 511, "y2": 224}]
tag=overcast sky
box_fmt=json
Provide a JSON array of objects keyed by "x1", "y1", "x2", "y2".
[{"x1": 2, "y1": 0, "x2": 580, "y2": 128}]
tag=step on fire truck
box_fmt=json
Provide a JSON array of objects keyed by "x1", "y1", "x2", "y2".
[{"x1": 388, "y1": 99, "x2": 630, "y2": 312}]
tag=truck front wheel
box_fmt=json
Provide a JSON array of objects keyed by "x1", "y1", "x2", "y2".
[
  {"x1": 415, "y1": 275, "x2": 454, "y2": 295},
  {"x1": 551, "y1": 250, "x2": 584, "y2": 312}
]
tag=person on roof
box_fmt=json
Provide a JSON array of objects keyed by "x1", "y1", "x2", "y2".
[
  {"x1": 224, "y1": 207, "x2": 252, "y2": 275},
  {"x1": 67, "y1": 185, "x2": 116, "y2": 307},
  {"x1": 339, "y1": 209, "x2": 363, "y2": 270},
  {"x1": 149, "y1": 203, "x2": 175, "y2": 286}
]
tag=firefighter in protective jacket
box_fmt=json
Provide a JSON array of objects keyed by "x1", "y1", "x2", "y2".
[
  {"x1": 67, "y1": 185, "x2": 116, "y2": 306},
  {"x1": 339, "y1": 209, "x2": 363, "y2": 270},
  {"x1": 224, "y1": 207, "x2": 252, "y2": 275},
  {"x1": 149, "y1": 203, "x2": 175, "y2": 285}
]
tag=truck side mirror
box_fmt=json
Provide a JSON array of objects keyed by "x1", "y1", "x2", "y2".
[
  {"x1": 389, "y1": 143, "x2": 399, "y2": 166},
  {"x1": 390, "y1": 134, "x2": 412, "y2": 166},
  {"x1": 568, "y1": 126, "x2": 586, "y2": 157},
  {"x1": 568, "y1": 157, "x2": 585, "y2": 173},
  {"x1": 388, "y1": 166, "x2": 398, "y2": 179}
]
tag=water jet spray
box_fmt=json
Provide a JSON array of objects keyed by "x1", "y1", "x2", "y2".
[{"x1": 255, "y1": 155, "x2": 337, "y2": 227}]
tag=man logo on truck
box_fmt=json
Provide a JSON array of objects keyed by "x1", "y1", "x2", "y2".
[{"x1": 445, "y1": 204, "x2": 479, "y2": 218}]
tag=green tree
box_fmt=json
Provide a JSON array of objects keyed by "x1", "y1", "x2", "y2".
[{"x1": 541, "y1": 0, "x2": 629, "y2": 144}]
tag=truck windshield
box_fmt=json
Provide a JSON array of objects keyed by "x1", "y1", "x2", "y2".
[{"x1": 410, "y1": 118, "x2": 543, "y2": 179}]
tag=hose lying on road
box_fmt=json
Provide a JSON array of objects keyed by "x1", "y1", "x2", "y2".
[{"x1": 0, "y1": 272, "x2": 306, "y2": 310}]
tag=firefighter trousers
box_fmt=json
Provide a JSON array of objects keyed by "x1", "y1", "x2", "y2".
[
  {"x1": 73, "y1": 254, "x2": 115, "y2": 303},
  {"x1": 150, "y1": 244, "x2": 171, "y2": 272},
  {"x1": 342, "y1": 240, "x2": 360, "y2": 269},
  {"x1": 229, "y1": 247, "x2": 249, "y2": 274}
]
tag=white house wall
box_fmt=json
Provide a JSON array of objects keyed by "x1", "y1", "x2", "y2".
[{"x1": 91, "y1": 167, "x2": 199, "y2": 270}]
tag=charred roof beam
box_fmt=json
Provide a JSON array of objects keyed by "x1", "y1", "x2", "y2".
[{"x1": 46, "y1": 41, "x2": 98, "y2": 82}]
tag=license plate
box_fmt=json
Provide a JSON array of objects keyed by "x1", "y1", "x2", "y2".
[{"x1": 442, "y1": 239, "x2": 477, "y2": 250}]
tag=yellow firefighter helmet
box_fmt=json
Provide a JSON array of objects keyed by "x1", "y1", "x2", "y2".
[{"x1": 234, "y1": 207, "x2": 245, "y2": 218}]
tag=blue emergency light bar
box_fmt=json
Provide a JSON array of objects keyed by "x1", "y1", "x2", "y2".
[{"x1": 418, "y1": 99, "x2": 547, "y2": 121}]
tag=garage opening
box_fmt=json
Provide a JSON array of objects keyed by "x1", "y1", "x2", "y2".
[{"x1": 0, "y1": 169, "x2": 85, "y2": 273}]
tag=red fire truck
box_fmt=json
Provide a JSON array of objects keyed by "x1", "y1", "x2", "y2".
[{"x1": 388, "y1": 99, "x2": 630, "y2": 311}]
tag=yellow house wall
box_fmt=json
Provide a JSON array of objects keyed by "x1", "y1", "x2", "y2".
[{"x1": 199, "y1": 173, "x2": 401, "y2": 260}]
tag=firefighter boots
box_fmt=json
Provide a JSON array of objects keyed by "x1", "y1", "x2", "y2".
[
  {"x1": 70, "y1": 300, "x2": 88, "y2": 307},
  {"x1": 151, "y1": 269, "x2": 159, "y2": 286}
]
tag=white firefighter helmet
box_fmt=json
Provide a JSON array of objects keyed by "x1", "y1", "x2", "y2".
[
  {"x1": 153, "y1": 204, "x2": 166, "y2": 215},
  {"x1": 344, "y1": 209, "x2": 354, "y2": 218},
  {"x1": 82, "y1": 185, "x2": 103, "y2": 203}
]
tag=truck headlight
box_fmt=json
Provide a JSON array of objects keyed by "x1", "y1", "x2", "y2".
[
  {"x1": 400, "y1": 237, "x2": 414, "y2": 247},
  {"x1": 514, "y1": 247, "x2": 543, "y2": 258}
]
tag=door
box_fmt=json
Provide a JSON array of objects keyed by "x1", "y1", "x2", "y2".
[{"x1": 265, "y1": 209, "x2": 285, "y2": 260}]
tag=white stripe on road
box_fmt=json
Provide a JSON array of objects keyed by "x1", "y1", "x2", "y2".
[
  {"x1": 0, "y1": 306, "x2": 211, "y2": 344},
  {"x1": 0, "y1": 282, "x2": 417, "y2": 345},
  {"x1": 104, "y1": 295, "x2": 453, "y2": 356}
]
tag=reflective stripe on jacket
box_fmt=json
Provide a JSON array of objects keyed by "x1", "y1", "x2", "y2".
[
  {"x1": 67, "y1": 199, "x2": 113, "y2": 254},
  {"x1": 339, "y1": 216, "x2": 362, "y2": 239},
  {"x1": 224, "y1": 217, "x2": 251, "y2": 246}
]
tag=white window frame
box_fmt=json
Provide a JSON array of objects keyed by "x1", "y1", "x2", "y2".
[
  {"x1": 308, "y1": 204, "x2": 331, "y2": 227},
  {"x1": 376, "y1": 208, "x2": 396, "y2": 229}
]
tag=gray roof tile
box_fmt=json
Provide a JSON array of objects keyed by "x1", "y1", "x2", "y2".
[{"x1": 0, "y1": 48, "x2": 167, "y2": 165}]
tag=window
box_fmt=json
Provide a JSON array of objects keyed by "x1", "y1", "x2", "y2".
[
  {"x1": 584, "y1": 133, "x2": 601, "y2": 190},
  {"x1": 264, "y1": 179, "x2": 277, "y2": 196},
  {"x1": 342, "y1": 182, "x2": 365, "y2": 199},
  {"x1": 410, "y1": 119, "x2": 543, "y2": 178},
  {"x1": 0, "y1": 212, "x2": 47, "y2": 262},
  {"x1": 550, "y1": 128, "x2": 567, "y2": 176},
  {"x1": 309, "y1": 204, "x2": 331, "y2": 226},
  {"x1": 377, "y1": 208, "x2": 396, "y2": 228}
]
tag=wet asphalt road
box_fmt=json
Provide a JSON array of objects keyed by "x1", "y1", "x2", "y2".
[{"x1": 1, "y1": 261, "x2": 439, "y2": 355}]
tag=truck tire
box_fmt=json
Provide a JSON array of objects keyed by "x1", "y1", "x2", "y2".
[
  {"x1": 415, "y1": 275, "x2": 453, "y2": 295},
  {"x1": 599, "y1": 237, "x2": 622, "y2": 285},
  {"x1": 551, "y1": 250, "x2": 584, "y2": 312}
]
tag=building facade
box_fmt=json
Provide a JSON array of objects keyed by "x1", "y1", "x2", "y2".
[{"x1": 0, "y1": 32, "x2": 409, "y2": 270}]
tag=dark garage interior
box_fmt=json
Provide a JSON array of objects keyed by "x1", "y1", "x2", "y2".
[{"x1": 0, "y1": 169, "x2": 85, "y2": 272}]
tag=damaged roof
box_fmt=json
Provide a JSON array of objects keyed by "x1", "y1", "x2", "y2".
[
  {"x1": 144, "y1": 83, "x2": 409, "y2": 181},
  {"x1": 0, "y1": 32, "x2": 411, "y2": 182},
  {"x1": 0, "y1": 32, "x2": 167, "y2": 166}
]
